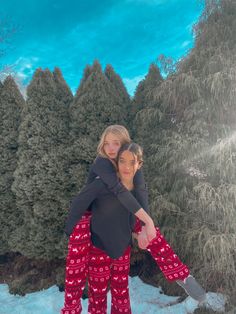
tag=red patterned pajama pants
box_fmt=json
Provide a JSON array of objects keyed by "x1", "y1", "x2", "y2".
[
  {"x1": 134, "y1": 219, "x2": 190, "y2": 281},
  {"x1": 61, "y1": 212, "x2": 92, "y2": 314},
  {"x1": 146, "y1": 227, "x2": 189, "y2": 281},
  {"x1": 88, "y1": 244, "x2": 131, "y2": 314},
  {"x1": 61, "y1": 214, "x2": 190, "y2": 313}
]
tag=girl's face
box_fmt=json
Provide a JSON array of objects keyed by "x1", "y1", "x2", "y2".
[
  {"x1": 118, "y1": 150, "x2": 141, "y2": 181},
  {"x1": 103, "y1": 132, "x2": 122, "y2": 159}
]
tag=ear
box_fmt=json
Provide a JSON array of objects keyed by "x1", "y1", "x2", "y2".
[{"x1": 138, "y1": 161, "x2": 143, "y2": 169}]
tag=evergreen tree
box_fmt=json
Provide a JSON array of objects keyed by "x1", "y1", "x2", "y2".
[
  {"x1": 68, "y1": 60, "x2": 129, "y2": 195},
  {"x1": 104, "y1": 64, "x2": 130, "y2": 105},
  {"x1": 11, "y1": 68, "x2": 73, "y2": 259},
  {"x1": 104, "y1": 64, "x2": 131, "y2": 129},
  {"x1": 175, "y1": 0, "x2": 236, "y2": 296},
  {"x1": 133, "y1": 63, "x2": 163, "y2": 114},
  {"x1": 0, "y1": 77, "x2": 24, "y2": 254},
  {"x1": 134, "y1": 0, "x2": 236, "y2": 304},
  {"x1": 53, "y1": 67, "x2": 73, "y2": 110},
  {"x1": 80, "y1": 64, "x2": 92, "y2": 86},
  {"x1": 130, "y1": 64, "x2": 163, "y2": 137}
]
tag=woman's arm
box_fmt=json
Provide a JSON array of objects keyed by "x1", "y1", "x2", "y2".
[
  {"x1": 133, "y1": 185, "x2": 156, "y2": 242},
  {"x1": 133, "y1": 168, "x2": 149, "y2": 214},
  {"x1": 91, "y1": 156, "x2": 143, "y2": 214},
  {"x1": 133, "y1": 228, "x2": 150, "y2": 249},
  {"x1": 91, "y1": 157, "x2": 156, "y2": 240},
  {"x1": 133, "y1": 176, "x2": 149, "y2": 227},
  {"x1": 64, "y1": 179, "x2": 103, "y2": 236}
]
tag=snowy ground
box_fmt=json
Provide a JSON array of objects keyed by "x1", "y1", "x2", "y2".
[{"x1": 0, "y1": 276, "x2": 225, "y2": 314}]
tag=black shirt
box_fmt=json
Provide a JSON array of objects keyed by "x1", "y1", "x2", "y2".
[
  {"x1": 65, "y1": 178, "x2": 137, "y2": 259},
  {"x1": 86, "y1": 156, "x2": 149, "y2": 214}
]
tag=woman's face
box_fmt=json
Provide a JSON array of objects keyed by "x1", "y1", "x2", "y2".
[
  {"x1": 118, "y1": 150, "x2": 141, "y2": 181},
  {"x1": 103, "y1": 133, "x2": 122, "y2": 159}
]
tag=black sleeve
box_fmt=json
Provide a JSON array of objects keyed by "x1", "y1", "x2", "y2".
[
  {"x1": 91, "y1": 156, "x2": 142, "y2": 214},
  {"x1": 133, "y1": 168, "x2": 145, "y2": 186},
  {"x1": 86, "y1": 165, "x2": 97, "y2": 185},
  {"x1": 133, "y1": 168, "x2": 150, "y2": 214},
  {"x1": 64, "y1": 179, "x2": 103, "y2": 236}
]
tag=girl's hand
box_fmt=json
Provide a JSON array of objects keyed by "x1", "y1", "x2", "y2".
[
  {"x1": 137, "y1": 228, "x2": 149, "y2": 249},
  {"x1": 144, "y1": 221, "x2": 156, "y2": 242}
]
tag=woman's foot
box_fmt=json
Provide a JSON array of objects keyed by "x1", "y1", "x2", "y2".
[{"x1": 176, "y1": 275, "x2": 206, "y2": 303}]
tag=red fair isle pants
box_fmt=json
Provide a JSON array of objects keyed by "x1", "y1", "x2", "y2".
[
  {"x1": 133, "y1": 219, "x2": 190, "y2": 281},
  {"x1": 61, "y1": 212, "x2": 91, "y2": 314},
  {"x1": 61, "y1": 213, "x2": 190, "y2": 313},
  {"x1": 88, "y1": 244, "x2": 131, "y2": 314},
  {"x1": 146, "y1": 227, "x2": 189, "y2": 280}
]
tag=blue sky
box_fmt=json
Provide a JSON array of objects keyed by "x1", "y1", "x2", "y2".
[{"x1": 0, "y1": 0, "x2": 203, "y2": 95}]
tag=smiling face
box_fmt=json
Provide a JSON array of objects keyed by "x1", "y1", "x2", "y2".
[
  {"x1": 103, "y1": 132, "x2": 122, "y2": 160},
  {"x1": 118, "y1": 150, "x2": 142, "y2": 182}
]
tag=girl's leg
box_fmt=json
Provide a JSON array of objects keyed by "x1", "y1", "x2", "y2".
[
  {"x1": 133, "y1": 219, "x2": 189, "y2": 282},
  {"x1": 143, "y1": 226, "x2": 206, "y2": 302},
  {"x1": 146, "y1": 227, "x2": 190, "y2": 282},
  {"x1": 88, "y1": 244, "x2": 111, "y2": 314},
  {"x1": 61, "y1": 212, "x2": 91, "y2": 314},
  {"x1": 110, "y1": 246, "x2": 132, "y2": 314}
]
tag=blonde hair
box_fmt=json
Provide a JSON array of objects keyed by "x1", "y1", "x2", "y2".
[{"x1": 97, "y1": 125, "x2": 131, "y2": 158}]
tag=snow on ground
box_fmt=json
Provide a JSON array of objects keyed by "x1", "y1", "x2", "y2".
[{"x1": 0, "y1": 276, "x2": 225, "y2": 314}]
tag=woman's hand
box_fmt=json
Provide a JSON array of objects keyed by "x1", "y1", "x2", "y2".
[
  {"x1": 137, "y1": 228, "x2": 149, "y2": 249},
  {"x1": 144, "y1": 221, "x2": 156, "y2": 242}
]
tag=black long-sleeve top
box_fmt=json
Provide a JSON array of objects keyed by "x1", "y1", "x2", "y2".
[
  {"x1": 65, "y1": 178, "x2": 138, "y2": 259},
  {"x1": 86, "y1": 156, "x2": 149, "y2": 214}
]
